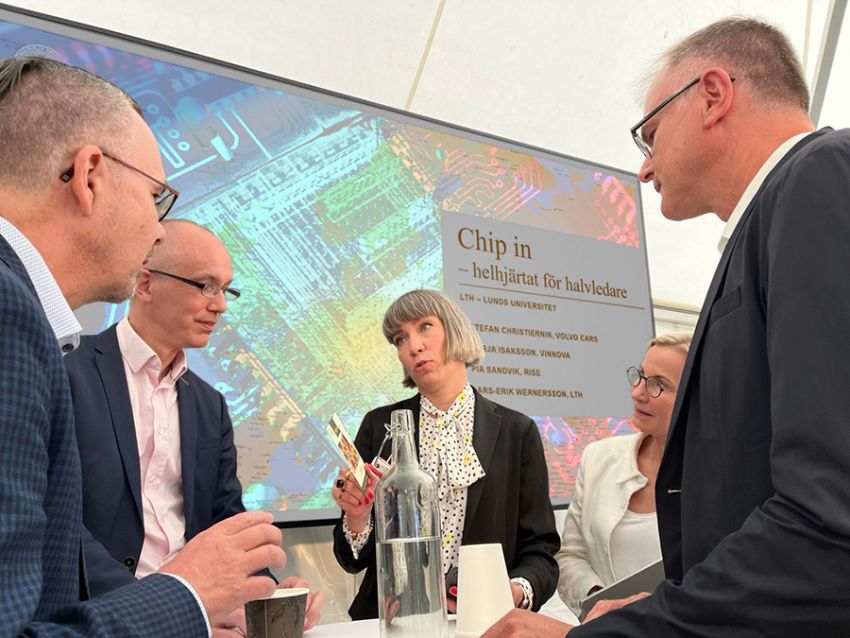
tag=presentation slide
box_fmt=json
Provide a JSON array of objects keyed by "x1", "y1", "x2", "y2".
[{"x1": 0, "y1": 7, "x2": 653, "y2": 521}]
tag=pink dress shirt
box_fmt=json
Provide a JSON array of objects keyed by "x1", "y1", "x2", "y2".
[{"x1": 116, "y1": 318, "x2": 189, "y2": 578}]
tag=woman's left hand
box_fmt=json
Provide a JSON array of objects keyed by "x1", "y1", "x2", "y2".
[
  {"x1": 278, "y1": 577, "x2": 326, "y2": 630},
  {"x1": 510, "y1": 583, "x2": 524, "y2": 608}
]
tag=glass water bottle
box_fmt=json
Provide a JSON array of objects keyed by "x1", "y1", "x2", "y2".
[{"x1": 375, "y1": 409, "x2": 448, "y2": 638}]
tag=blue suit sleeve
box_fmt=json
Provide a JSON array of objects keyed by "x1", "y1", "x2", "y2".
[{"x1": 0, "y1": 267, "x2": 208, "y2": 636}]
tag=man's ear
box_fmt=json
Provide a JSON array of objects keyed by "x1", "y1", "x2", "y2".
[
  {"x1": 134, "y1": 267, "x2": 154, "y2": 301},
  {"x1": 699, "y1": 67, "x2": 735, "y2": 129},
  {"x1": 65, "y1": 146, "x2": 107, "y2": 218}
]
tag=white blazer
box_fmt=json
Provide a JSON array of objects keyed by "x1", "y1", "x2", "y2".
[{"x1": 556, "y1": 432, "x2": 655, "y2": 615}]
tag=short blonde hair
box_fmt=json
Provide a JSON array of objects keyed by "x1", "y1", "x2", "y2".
[
  {"x1": 382, "y1": 289, "x2": 484, "y2": 388},
  {"x1": 648, "y1": 332, "x2": 692, "y2": 355}
]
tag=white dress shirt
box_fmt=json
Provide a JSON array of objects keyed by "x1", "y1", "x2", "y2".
[
  {"x1": 718, "y1": 132, "x2": 813, "y2": 252},
  {"x1": 116, "y1": 317, "x2": 189, "y2": 577}
]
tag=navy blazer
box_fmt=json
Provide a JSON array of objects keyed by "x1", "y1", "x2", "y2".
[
  {"x1": 65, "y1": 324, "x2": 247, "y2": 596},
  {"x1": 333, "y1": 390, "x2": 560, "y2": 620},
  {"x1": 570, "y1": 130, "x2": 850, "y2": 636},
  {"x1": 0, "y1": 235, "x2": 206, "y2": 635}
]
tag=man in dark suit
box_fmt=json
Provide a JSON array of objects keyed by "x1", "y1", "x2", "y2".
[
  {"x1": 485, "y1": 17, "x2": 850, "y2": 638},
  {"x1": 0, "y1": 56, "x2": 283, "y2": 636},
  {"x1": 66, "y1": 220, "x2": 246, "y2": 593},
  {"x1": 66, "y1": 220, "x2": 324, "y2": 628}
]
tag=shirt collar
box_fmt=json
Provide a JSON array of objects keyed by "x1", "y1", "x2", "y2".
[
  {"x1": 718, "y1": 132, "x2": 813, "y2": 253},
  {"x1": 0, "y1": 216, "x2": 81, "y2": 354},
  {"x1": 421, "y1": 383, "x2": 475, "y2": 419},
  {"x1": 116, "y1": 316, "x2": 188, "y2": 382},
  {"x1": 615, "y1": 432, "x2": 649, "y2": 484}
]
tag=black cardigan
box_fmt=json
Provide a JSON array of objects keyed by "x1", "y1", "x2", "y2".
[{"x1": 332, "y1": 389, "x2": 559, "y2": 620}]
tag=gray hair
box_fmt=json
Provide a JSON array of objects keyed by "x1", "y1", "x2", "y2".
[
  {"x1": 0, "y1": 56, "x2": 142, "y2": 189},
  {"x1": 662, "y1": 17, "x2": 809, "y2": 112},
  {"x1": 382, "y1": 289, "x2": 484, "y2": 388},
  {"x1": 649, "y1": 332, "x2": 692, "y2": 356}
]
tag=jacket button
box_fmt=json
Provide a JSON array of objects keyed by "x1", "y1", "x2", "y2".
[{"x1": 123, "y1": 556, "x2": 136, "y2": 570}]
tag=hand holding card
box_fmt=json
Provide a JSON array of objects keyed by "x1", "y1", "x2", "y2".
[{"x1": 326, "y1": 414, "x2": 368, "y2": 492}]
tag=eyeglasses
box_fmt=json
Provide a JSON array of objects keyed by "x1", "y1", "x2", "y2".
[
  {"x1": 148, "y1": 269, "x2": 241, "y2": 301},
  {"x1": 629, "y1": 75, "x2": 735, "y2": 158},
  {"x1": 60, "y1": 151, "x2": 179, "y2": 221},
  {"x1": 626, "y1": 366, "x2": 671, "y2": 398}
]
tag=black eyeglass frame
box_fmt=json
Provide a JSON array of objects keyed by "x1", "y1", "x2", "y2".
[
  {"x1": 60, "y1": 150, "x2": 179, "y2": 221},
  {"x1": 626, "y1": 365, "x2": 668, "y2": 399},
  {"x1": 630, "y1": 75, "x2": 735, "y2": 158},
  {"x1": 148, "y1": 269, "x2": 241, "y2": 301}
]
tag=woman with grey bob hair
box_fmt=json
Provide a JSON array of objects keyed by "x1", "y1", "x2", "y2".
[
  {"x1": 331, "y1": 289, "x2": 560, "y2": 620},
  {"x1": 382, "y1": 289, "x2": 485, "y2": 387}
]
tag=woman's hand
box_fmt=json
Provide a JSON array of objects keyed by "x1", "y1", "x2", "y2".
[
  {"x1": 332, "y1": 464, "x2": 382, "y2": 531},
  {"x1": 510, "y1": 583, "x2": 525, "y2": 608},
  {"x1": 278, "y1": 576, "x2": 326, "y2": 630}
]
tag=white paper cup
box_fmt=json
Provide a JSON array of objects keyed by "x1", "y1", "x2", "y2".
[
  {"x1": 245, "y1": 587, "x2": 309, "y2": 638},
  {"x1": 455, "y1": 544, "x2": 514, "y2": 638}
]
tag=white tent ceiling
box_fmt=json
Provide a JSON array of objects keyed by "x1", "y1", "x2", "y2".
[{"x1": 6, "y1": 0, "x2": 845, "y2": 309}]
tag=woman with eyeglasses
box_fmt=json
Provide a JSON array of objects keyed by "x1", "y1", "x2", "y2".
[{"x1": 555, "y1": 333, "x2": 691, "y2": 616}]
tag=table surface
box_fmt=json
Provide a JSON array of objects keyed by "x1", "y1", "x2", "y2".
[
  {"x1": 308, "y1": 617, "x2": 456, "y2": 637},
  {"x1": 308, "y1": 604, "x2": 581, "y2": 637}
]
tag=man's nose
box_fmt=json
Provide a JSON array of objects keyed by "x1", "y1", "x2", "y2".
[
  {"x1": 153, "y1": 220, "x2": 166, "y2": 244},
  {"x1": 638, "y1": 155, "x2": 654, "y2": 183},
  {"x1": 208, "y1": 291, "x2": 227, "y2": 314}
]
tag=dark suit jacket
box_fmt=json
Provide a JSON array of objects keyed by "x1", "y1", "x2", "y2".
[
  {"x1": 65, "y1": 324, "x2": 247, "y2": 596},
  {"x1": 332, "y1": 389, "x2": 560, "y2": 620},
  {"x1": 0, "y1": 235, "x2": 206, "y2": 636},
  {"x1": 571, "y1": 130, "x2": 850, "y2": 636}
]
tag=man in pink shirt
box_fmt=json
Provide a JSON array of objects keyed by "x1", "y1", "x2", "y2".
[{"x1": 66, "y1": 220, "x2": 323, "y2": 633}]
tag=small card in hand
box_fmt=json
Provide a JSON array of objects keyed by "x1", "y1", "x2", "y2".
[{"x1": 327, "y1": 414, "x2": 368, "y2": 492}]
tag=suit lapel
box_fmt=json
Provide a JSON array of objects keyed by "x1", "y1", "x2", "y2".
[
  {"x1": 94, "y1": 327, "x2": 143, "y2": 521},
  {"x1": 463, "y1": 390, "x2": 502, "y2": 537},
  {"x1": 663, "y1": 239, "x2": 737, "y2": 449},
  {"x1": 178, "y1": 375, "x2": 197, "y2": 533}
]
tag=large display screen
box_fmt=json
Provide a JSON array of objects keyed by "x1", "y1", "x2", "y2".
[{"x1": 0, "y1": 6, "x2": 653, "y2": 522}]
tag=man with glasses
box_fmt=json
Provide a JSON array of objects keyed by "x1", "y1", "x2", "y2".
[
  {"x1": 66, "y1": 220, "x2": 324, "y2": 632},
  {"x1": 485, "y1": 16, "x2": 850, "y2": 637},
  {"x1": 0, "y1": 57, "x2": 283, "y2": 636}
]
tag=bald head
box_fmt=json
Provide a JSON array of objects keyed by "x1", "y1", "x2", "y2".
[
  {"x1": 146, "y1": 220, "x2": 220, "y2": 273},
  {"x1": 129, "y1": 220, "x2": 234, "y2": 359}
]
